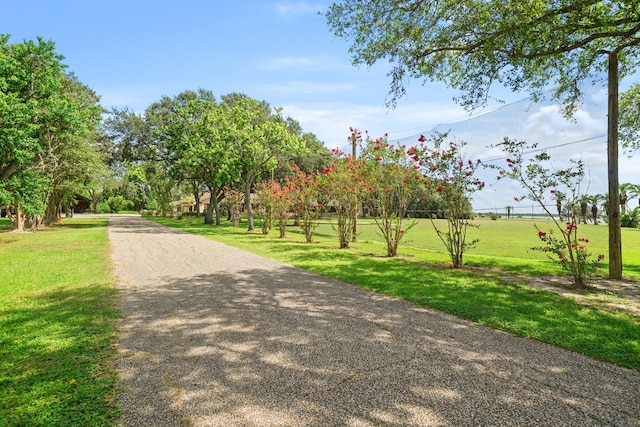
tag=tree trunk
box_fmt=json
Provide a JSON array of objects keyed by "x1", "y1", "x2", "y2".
[
  {"x1": 13, "y1": 204, "x2": 26, "y2": 233},
  {"x1": 607, "y1": 51, "x2": 622, "y2": 279},
  {"x1": 244, "y1": 179, "x2": 254, "y2": 231},
  {"x1": 204, "y1": 203, "x2": 214, "y2": 225},
  {"x1": 192, "y1": 182, "x2": 202, "y2": 217},
  {"x1": 212, "y1": 191, "x2": 221, "y2": 226}
]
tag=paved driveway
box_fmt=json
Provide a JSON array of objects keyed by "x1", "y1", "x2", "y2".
[{"x1": 109, "y1": 216, "x2": 640, "y2": 426}]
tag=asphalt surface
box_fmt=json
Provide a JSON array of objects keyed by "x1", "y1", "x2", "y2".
[{"x1": 108, "y1": 216, "x2": 640, "y2": 426}]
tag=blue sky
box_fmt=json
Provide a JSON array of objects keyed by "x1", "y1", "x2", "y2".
[{"x1": 3, "y1": 0, "x2": 638, "y2": 211}]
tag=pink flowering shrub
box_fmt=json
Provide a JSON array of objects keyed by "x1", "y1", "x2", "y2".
[
  {"x1": 415, "y1": 132, "x2": 485, "y2": 268},
  {"x1": 318, "y1": 138, "x2": 369, "y2": 249},
  {"x1": 490, "y1": 137, "x2": 604, "y2": 288},
  {"x1": 361, "y1": 131, "x2": 422, "y2": 257}
]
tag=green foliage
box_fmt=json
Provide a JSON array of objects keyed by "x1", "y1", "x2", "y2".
[
  {"x1": 621, "y1": 207, "x2": 640, "y2": 228},
  {"x1": 620, "y1": 83, "x2": 640, "y2": 152},
  {"x1": 0, "y1": 36, "x2": 65, "y2": 227},
  {"x1": 325, "y1": 1, "x2": 640, "y2": 114},
  {"x1": 106, "y1": 195, "x2": 134, "y2": 213},
  {"x1": 223, "y1": 95, "x2": 305, "y2": 231},
  {"x1": 166, "y1": 95, "x2": 240, "y2": 224}
]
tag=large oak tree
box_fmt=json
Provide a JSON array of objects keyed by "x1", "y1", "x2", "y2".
[
  {"x1": 1, "y1": 35, "x2": 103, "y2": 230},
  {"x1": 326, "y1": 0, "x2": 640, "y2": 279}
]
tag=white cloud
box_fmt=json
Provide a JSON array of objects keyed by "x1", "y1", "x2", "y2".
[{"x1": 280, "y1": 101, "x2": 466, "y2": 149}]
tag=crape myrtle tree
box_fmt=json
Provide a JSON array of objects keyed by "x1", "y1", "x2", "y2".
[
  {"x1": 254, "y1": 179, "x2": 292, "y2": 238},
  {"x1": 416, "y1": 133, "x2": 484, "y2": 268},
  {"x1": 326, "y1": 0, "x2": 640, "y2": 279},
  {"x1": 287, "y1": 163, "x2": 323, "y2": 243},
  {"x1": 318, "y1": 147, "x2": 370, "y2": 249},
  {"x1": 360, "y1": 132, "x2": 422, "y2": 257},
  {"x1": 490, "y1": 137, "x2": 605, "y2": 288},
  {"x1": 223, "y1": 187, "x2": 244, "y2": 228}
]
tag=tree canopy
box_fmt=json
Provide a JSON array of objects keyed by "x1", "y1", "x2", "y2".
[
  {"x1": 1, "y1": 35, "x2": 104, "y2": 230},
  {"x1": 326, "y1": 0, "x2": 640, "y2": 112}
]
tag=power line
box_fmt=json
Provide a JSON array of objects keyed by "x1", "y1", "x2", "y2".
[{"x1": 479, "y1": 134, "x2": 607, "y2": 164}]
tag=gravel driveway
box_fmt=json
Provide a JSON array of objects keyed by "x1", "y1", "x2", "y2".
[{"x1": 108, "y1": 216, "x2": 640, "y2": 426}]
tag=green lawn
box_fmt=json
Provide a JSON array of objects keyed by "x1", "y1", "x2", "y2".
[
  {"x1": 0, "y1": 218, "x2": 120, "y2": 427},
  {"x1": 148, "y1": 215, "x2": 640, "y2": 371}
]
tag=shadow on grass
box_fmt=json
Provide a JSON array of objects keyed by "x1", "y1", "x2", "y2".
[
  {"x1": 54, "y1": 221, "x2": 108, "y2": 230},
  {"x1": 0, "y1": 285, "x2": 120, "y2": 426},
  {"x1": 222, "y1": 237, "x2": 640, "y2": 371},
  {"x1": 115, "y1": 264, "x2": 640, "y2": 425}
]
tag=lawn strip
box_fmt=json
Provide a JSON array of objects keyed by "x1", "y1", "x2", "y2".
[{"x1": 0, "y1": 218, "x2": 120, "y2": 427}]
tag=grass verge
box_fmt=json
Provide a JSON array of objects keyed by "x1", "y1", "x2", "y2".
[
  {"x1": 0, "y1": 218, "x2": 120, "y2": 426},
  {"x1": 147, "y1": 216, "x2": 640, "y2": 371}
]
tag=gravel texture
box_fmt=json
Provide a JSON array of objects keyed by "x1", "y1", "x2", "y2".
[{"x1": 108, "y1": 216, "x2": 640, "y2": 426}]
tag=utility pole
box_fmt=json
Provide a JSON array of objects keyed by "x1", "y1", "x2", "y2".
[{"x1": 351, "y1": 129, "x2": 358, "y2": 242}]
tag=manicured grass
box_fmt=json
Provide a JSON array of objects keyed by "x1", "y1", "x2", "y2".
[
  {"x1": 0, "y1": 218, "x2": 120, "y2": 426},
  {"x1": 147, "y1": 215, "x2": 640, "y2": 371}
]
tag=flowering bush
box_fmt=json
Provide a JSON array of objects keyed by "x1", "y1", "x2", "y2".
[
  {"x1": 490, "y1": 137, "x2": 604, "y2": 288},
  {"x1": 416, "y1": 132, "x2": 484, "y2": 268},
  {"x1": 361, "y1": 131, "x2": 421, "y2": 256},
  {"x1": 223, "y1": 187, "x2": 243, "y2": 228},
  {"x1": 533, "y1": 225, "x2": 604, "y2": 286},
  {"x1": 254, "y1": 180, "x2": 291, "y2": 238},
  {"x1": 318, "y1": 141, "x2": 369, "y2": 249},
  {"x1": 287, "y1": 163, "x2": 323, "y2": 243}
]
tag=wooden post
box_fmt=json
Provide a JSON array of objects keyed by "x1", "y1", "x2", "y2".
[{"x1": 607, "y1": 51, "x2": 622, "y2": 279}]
